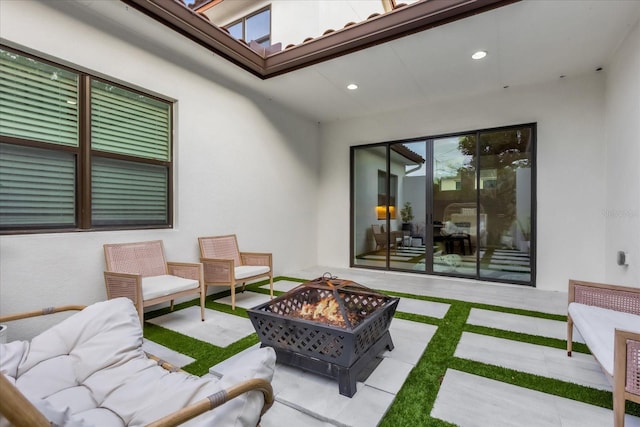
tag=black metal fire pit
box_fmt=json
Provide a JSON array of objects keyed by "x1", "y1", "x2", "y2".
[{"x1": 247, "y1": 275, "x2": 399, "y2": 397}]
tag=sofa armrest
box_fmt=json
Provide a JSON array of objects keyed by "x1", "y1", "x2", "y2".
[
  {"x1": 200, "y1": 258, "x2": 235, "y2": 283},
  {"x1": 240, "y1": 252, "x2": 272, "y2": 268},
  {"x1": 614, "y1": 329, "x2": 640, "y2": 426},
  {"x1": 0, "y1": 374, "x2": 50, "y2": 427},
  {"x1": 145, "y1": 378, "x2": 274, "y2": 427}
]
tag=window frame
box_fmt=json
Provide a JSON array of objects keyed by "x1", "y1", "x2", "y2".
[
  {"x1": 0, "y1": 46, "x2": 174, "y2": 235},
  {"x1": 224, "y1": 5, "x2": 271, "y2": 46}
]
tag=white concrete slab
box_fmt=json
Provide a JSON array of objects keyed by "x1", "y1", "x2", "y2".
[
  {"x1": 261, "y1": 279, "x2": 304, "y2": 293},
  {"x1": 260, "y1": 401, "x2": 334, "y2": 427},
  {"x1": 467, "y1": 308, "x2": 585, "y2": 342},
  {"x1": 384, "y1": 317, "x2": 437, "y2": 365},
  {"x1": 363, "y1": 356, "x2": 413, "y2": 394},
  {"x1": 147, "y1": 306, "x2": 255, "y2": 347},
  {"x1": 215, "y1": 291, "x2": 273, "y2": 309},
  {"x1": 432, "y1": 369, "x2": 640, "y2": 427},
  {"x1": 454, "y1": 332, "x2": 611, "y2": 391},
  {"x1": 142, "y1": 338, "x2": 195, "y2": 368},
  {"x1": 397, "y1": 297, "x2": 450, "y2": 318}
]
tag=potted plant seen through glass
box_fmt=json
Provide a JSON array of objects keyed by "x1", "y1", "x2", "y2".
[{"x1": 400, "y1": 202, "x2": 414, "y2": 232}]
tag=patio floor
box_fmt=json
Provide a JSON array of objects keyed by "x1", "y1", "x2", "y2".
[{"x1": 143, "y1": 266, "x2": 640, "y2": 427}]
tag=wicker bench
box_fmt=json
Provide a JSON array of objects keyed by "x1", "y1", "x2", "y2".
[{"x1": 567, "y1": 279, "x2": 640, "y2": 427}]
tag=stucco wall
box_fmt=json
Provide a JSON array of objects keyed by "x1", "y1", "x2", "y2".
[
  {"x1": 604, "y1": 19, "x2": 640, "y2": 286},
  {"x1": 317, "y1": 73, "x2": 608, "y2": 292},
  {"x1": 0, "y1": 0, "x2": 320, "y2": 338}
]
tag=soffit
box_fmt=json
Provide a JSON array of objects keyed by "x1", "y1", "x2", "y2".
[
  {"x1": 42, "y1": 0, "x2": 640, "y2": 123},
  {"x1": 121, "y1": 0, "x2": 517, "y2": 78}
]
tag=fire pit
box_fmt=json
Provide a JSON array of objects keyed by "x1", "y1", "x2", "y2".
[{"x1": 247, "y1": 275, "x2": 399, "y2": 397}]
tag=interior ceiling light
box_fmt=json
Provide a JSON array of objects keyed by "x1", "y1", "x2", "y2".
[
  {"x1": 347, "y1": 83, "x2": 358, "y2": 90},
  {"x1": 472, "y1": 50, "x2": 487, "y2": 60}
]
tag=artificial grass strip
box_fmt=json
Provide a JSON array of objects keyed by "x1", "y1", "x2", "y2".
[
  {"x1": 394, "y1": 311, "x2": 442, "y2": 326},
  {"x1": 382, "y1": 290, "x2": 565, "y2": 322},
  {"x1": 144, "y1": 322, "x2": 218, "y2": 361},
  {"x1": 464, "y1": 323, "x2": 591, "y2": 354},
  {"x1": 449, "y1": 357, "x2": 640, "y2": 417},
  {"x1": 183, "y1": 333, "x2": 260, "y2": 375},
  {"x1": 380, "y1": 303, "x2": 470, "y2": 427}
]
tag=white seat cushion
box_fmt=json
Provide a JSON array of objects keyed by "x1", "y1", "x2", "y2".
[
  {"x1": 568, "y1": 302, "x2": 640, "y2": 376},
  {"x1": 235, "y1": 265, "x2": 270, "y2": 280},
  {"x1": 142, "y1": 275, "x2": 199, "y2": 300}
]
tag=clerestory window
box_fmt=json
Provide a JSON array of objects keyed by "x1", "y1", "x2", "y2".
[
  {"x1": 0, "y1": 47, "x2": 173, "y2": 234},
  {"x1": 225, "y1": 6, "x2": 271, "y2": 47}
]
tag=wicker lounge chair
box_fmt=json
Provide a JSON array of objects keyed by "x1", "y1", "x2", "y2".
[
  {"x1": 0, "y1": 298, "x2": 275, "y2": 427},
  {"x1": 198, "y1": 235, "x2": 273, "y2": 310},
  {"x1": 103, "y1": 240, "x2": 205, "y2": 324}
]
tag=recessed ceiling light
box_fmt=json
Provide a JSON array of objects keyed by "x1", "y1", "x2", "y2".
[
  {"x1": 471, "y1": 50, "x2": 487, "y2": 60},
  {"x1": 347, "y1": 83, "x2": 358, "y2": 90}
]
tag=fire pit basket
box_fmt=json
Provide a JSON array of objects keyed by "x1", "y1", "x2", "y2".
[{"x1": 247, "y1": 275, "x2": 399, "y2": 396}]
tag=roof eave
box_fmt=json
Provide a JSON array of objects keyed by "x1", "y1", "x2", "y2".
[{"x1": 121, "y1": 0, "x2": 518, "y2": 79}]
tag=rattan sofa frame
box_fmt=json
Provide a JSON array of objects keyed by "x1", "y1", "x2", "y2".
[
  {"x1": 567, "y1": 279, "x2": 640, "y2": 427},
  {"x1": 0, "y1": 305, "x2": 274, "y2": 427},
  {"x1": 198, "y1": 235, "x2": 273, "y2": 310},
  {"x1": 104, "y1": 240, "x2": 205, "y2": 323}
]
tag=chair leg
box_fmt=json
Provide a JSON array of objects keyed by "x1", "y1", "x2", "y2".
[
  {"x1": 613, "y1": 391, "x2": 625, "y2": 427},
  {"x1": 137, "y1": 303, "x2": 144, "y2": 327},
  {"x1": 170, "y1": 299, "x2": 174, "y2": 312},
  {"x1": 269, "y1": 274, "x2": 274, "y2": 299},
  {"x1": 200, "y1": 286, "x2": 206, "y2": 322},
  {"x1": 567, "y1": 315, "x2": 573, "y2": 357},
  {"x1": 231, "y1": 281, "x2": 236, "y2": 310}
]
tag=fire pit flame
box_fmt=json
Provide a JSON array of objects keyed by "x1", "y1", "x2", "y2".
[{"x1": 296, "y1": 294, "x2": 360, "y2": 328}]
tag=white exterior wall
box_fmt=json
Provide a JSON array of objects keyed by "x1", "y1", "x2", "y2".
[
  {"x1": 604, "y1": 19, "x2": 640, "y2": 286},
  {"x1": 318, "y1": 73, "x2": 608, "y2": 292},
  {"x1": 0, "y1": 0, "x2": 320, "y2": 338}
]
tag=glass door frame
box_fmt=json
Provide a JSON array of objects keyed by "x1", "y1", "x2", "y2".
[{"x1": 350, "y1": 123, "x2": 536, "y2": 287}]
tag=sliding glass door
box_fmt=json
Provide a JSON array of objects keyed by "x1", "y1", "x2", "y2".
[
  {"x1": 432, "y1": 134, "x2": 479, "y2": 275},
  {"x1": 351, "y1": 124, "x2": 535, "y2": 286}
]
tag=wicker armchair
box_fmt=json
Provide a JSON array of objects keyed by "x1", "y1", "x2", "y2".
[
  {"x1": 371, "y1": 224, "x2": 403, "y2": 251},
  {"x1": 198, "y1": 235, "x2": 273, "y2": 310},
  {"x1": 103, "y1": 240, "x2": 205, "y2": 323},
  {"x1": 0, "y1": 300, "x2": 275, "y2": 427}
]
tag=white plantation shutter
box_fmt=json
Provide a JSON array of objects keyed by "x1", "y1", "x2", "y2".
[
  {"x1": 0, "y1": 144, "x2": 76, "y2": 227},
  {"x1": 91, "y1": 80, "x2": 170, "y2": 160},
  {"x1": 92, "y1": 157, "x2": 168, "y2": 225},
  {"x1": 90, "y1": 81, "x2": 170, "y2": 226},
  {"x1": 0, "y1": 50, "x2": 78, "y2": 146}
]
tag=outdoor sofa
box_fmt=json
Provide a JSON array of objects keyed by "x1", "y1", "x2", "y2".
[
  {"x1": 0, "y1": 298, "x2": 275, "y2": 426},
  {"x1": 567, "y1": 279, "x2": 640, "y2": 427}
]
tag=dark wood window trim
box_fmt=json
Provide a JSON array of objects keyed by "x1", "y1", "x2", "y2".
[
  {"x1": 0, "y1": 46, "x2": 174, "y2": 235},
  {"x1": 122, "y1": 0, "x2": 517, "y2": 79}
]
